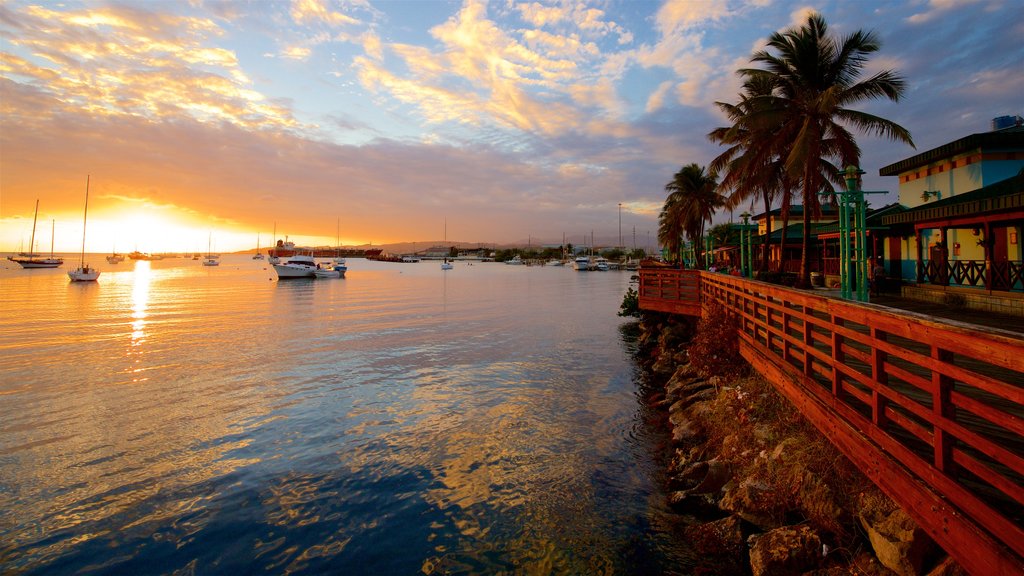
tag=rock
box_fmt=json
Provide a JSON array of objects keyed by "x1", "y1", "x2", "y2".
[
  {"x1": 678, "y1": 459, "x2": 731, "y2": 496},
  {"x1": 747, "y1": 525, "x2": 823, "y2": 576},
  {"x1": 720, "y1": 477, "x2": 784, "y2": 530},
  {"x1": 859, "y1": 507, "x2": 938, "y2": 576},
  {"x1": 685, "y1": 515, "x2": 748, "y2": 574}
]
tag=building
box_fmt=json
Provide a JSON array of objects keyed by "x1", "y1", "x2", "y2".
[{"x1": 879, "y1": 120, "x2": 1024, "y2": 312}]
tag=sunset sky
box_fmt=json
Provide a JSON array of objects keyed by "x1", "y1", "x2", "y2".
[{"x1": 1, "y1": 0, "x2": 1021, "y2": 253}]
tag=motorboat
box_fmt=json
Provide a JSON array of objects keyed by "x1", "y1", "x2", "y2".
[
  {"x1": 441, "y1": 259, "x2": 454, "y2": 270},
  {"x1": 273, "y1": 253, "x2": 317, "y2": 278},
  {"x1": 594, "y1": 257, "x2": 610, "y2": 271},
  {"x1": 68, "y1": 176, "x2": 100, "y2": 282},
  {"x1": 572, "y1": 256, "x2": 591, "y2": 271},
  {"x1": 505, "y1": 255, "x2": 524, "y2": 265},
  {"x1": 314, "y1": 260, "x2": 347, "y2": 278},
  {"x1": 546, "y1": 259, "x2": 565, "y2": 266}
]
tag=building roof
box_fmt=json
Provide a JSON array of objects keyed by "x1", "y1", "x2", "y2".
[
  {"x1": 752, "y1": 204, "x2": 839, "y2": 221},
  {"x1": 878, "y1": 126, "x2": 1024, "y2": 176},
  {"x1": 881, "y1": 171, "x2": 1024, "y2": 226}
]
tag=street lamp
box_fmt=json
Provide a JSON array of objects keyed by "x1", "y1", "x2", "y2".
[{"x1": 740, "y1": 211, "x2": 751, "y2": 278}]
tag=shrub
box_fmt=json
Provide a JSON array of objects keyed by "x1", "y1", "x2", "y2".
[
  {"x1": 686, "y1": 301, "x2": 747, "y2": 380},
  {"x1": 618, "y1": 286, "x2": 640, "y2": 317}
]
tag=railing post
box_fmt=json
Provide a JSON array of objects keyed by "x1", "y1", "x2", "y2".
[
  {"x1": 871, "y1": 327, "x2": 889, "y2": 428},
  {"x1": 932, "y1": 345, "x2": 954, "y2": 473}
]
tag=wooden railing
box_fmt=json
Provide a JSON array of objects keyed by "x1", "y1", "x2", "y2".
[
  {"x1": 638, "y1": 267, "x2": 701, "y2": 317},
  {"x1": 920, "y1": 259, "x2": 1024, "y2": 291},
  {"x1": 638, "y1": 267, "x2": 1024, "y2": 575}
]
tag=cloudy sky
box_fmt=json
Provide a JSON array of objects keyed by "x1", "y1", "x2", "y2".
[{"x1": 1, "y1": 0, "x2": 1021, "y2": 253}]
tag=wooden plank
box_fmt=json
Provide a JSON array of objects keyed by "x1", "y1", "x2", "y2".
[{"x1": 743, "y1": 341, "x2": 1024, "y2": 576}]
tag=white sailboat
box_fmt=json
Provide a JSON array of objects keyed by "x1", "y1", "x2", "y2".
[
  {"x1": 203, "y1": 233, "x2": 220, "y2": 266},
  {"x1": 252, "y1": 233, "x2": 265, "y2": 260},
  {"x1": 441, "y1": 219, "x2": 453, "y2": 270},
  {"x1": 106, "y1": 245, "x2": 125, "y2": 264},
  {"x1": 9, "y1": 202, "x2": 64, "y2": 268},
  {"x1": 68, "y1": 176, "x2": 100, "y2": 282}
]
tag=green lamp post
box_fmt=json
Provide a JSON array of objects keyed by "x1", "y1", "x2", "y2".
[
  {"x1": 740, "y1": 212, "x2": 752, "y2": 278},
  {"x1": 828, "y1": 166, "x2": 885, "y2": 301}
]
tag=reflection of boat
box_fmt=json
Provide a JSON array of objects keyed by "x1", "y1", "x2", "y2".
[
  {"x1": 68, "y1": 176, "x2": 100, "y2": 282},
  {"x1": 273, "y1": 252, "x2": 316, "y2": 278},
  {"x1": 9, "y1": 201, "x2": 64, "y2": 269}
]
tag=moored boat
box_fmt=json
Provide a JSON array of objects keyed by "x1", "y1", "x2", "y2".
[
  {"x1": 273, "y1": 252, "x2": 317, "y2": 278},
  {"x1": 10, "y1": 203, "x2": 63, "y2": 269},
  {"x1": 572, "y1": 256, "x2": 591, "y2": 271},
  {"x1": 68, "y1": 176, "x2": 100, "y2": 282}
]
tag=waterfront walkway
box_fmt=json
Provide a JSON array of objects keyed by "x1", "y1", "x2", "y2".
[
  {"x1": 868, "y1": 292, "x2": 1024, "y2": 335},
  {"x1": 638, "y1": 268, "x2": 1024, "y2": 576}
]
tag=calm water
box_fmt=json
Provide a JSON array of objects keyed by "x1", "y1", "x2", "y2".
[{"x1": 0, "y1": 256, "x2": 691, "y2": 574}]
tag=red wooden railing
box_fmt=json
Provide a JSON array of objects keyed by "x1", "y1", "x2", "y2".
[{"x1": 638, "y1": 267, "x2": 1024, "y2": 576}]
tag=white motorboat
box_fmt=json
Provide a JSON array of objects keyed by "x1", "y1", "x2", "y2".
[
  {"x1": 273, "y1": 253, "x2": 317, "y2": 278},
  {"x1": 441, "y1": 259, "x2": 453, "y2": 270},
  {"x1": 505, "y1": 255, "x2": 524, "y2": 265},
  {"x1": 594, "y1": 257, "x2": 610, "y2": 271},
  {"x1": 314, "y1": 260, "x2": 347, "y2": 278},
  {"x1": 68, "y1": 176, "x2": 100, "y2": 282},
  {"x1": 546, "y1": 259, "x2": 565, "y2": 266},
  {"x1": 572, "y1": 256, "x2": 591, "y2": 271}
]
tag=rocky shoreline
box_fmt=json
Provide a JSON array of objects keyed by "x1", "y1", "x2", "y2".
[{"x1": 633, "y1": 312, "x2": 966, "y2": 576}]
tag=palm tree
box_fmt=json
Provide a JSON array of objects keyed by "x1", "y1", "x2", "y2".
[
  {"x1": 660, "y1": 164, "x2": 722, "y2": 268},
  {"x1": 736, "y1": 12, "x2": 914, "y2": 287},
  {"x1": 709, "y1": 76, "x2": 796, "y2": 275}
]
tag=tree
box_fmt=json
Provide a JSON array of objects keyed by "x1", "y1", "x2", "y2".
[
  {"x1": 737, "y1": 12, "x2": 913, "y2": 287},
  {"x1": 660, "y1": 164, "x2": 723, "y2": 268},
  {"x1": 709, "y1": 76, "x2": 795, "y2": 274}
]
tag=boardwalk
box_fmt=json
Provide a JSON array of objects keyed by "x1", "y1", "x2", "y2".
[{"x1": 638, "y1": 268, "x2": 1024, "y2": 576}]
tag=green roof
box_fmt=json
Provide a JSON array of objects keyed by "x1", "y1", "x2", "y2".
[
  {"x1": 881, "y1": 172, "x2": 1024, "y2": 226},
  {"x1": 879, "y1": 127, "x2": 1024, "y2": 176}
]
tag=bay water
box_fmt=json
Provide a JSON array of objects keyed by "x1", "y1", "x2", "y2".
[{"x1": 0, "y1": 256, "x2": 693, "y2": 574}]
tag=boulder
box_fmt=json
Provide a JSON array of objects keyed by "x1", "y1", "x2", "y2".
[
  {"x1": 685, "y1": 515, "x2": 748, "y2": 575},
  {"x1": 859, "y1": 506, "x2": 938, "y2": 576},
  {"x1": 747, "y1": 525, "x2": 823, "y2": 576}
]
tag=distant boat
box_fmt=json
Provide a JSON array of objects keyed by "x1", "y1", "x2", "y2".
[
  {"x1": 9, "y1": 201, "x2": 63, "y2": 269},
  {"x1": 202, "y1": 233, "x2": 219, "y2": 266},
  {"x1": 252, "y1": 233, "x2": 265, "y2": 260},
  {"x1": 68, "y1": 176, "x2": 100, "y2": 282},
  {"x1": 106, "y1": 247, "x2": 124, "y2": 264},
  {"x1": 441, "y1": 219, "x2": 454, "y2": 270},
  {"x1": 505, "y1": 255, "x2": 524, "y2": 265},
  {"x1": 572, "y1": 256, "x2": 591, "y2": 271}
]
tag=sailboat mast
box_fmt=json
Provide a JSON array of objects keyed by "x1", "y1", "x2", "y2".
[
  {"x1": 29, "y1": 199, "x2": 39, "y2": 256},
  {"x1": 50, "y1": 219, "x2": 56, "y2": 258},
  {"x1": 80, "y1": 176, "x2": 90, "y2": 266}
]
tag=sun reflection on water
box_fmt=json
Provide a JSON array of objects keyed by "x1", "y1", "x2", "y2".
[{"x1": 128, "y1": 260, "x2": 151, "y2": 378}]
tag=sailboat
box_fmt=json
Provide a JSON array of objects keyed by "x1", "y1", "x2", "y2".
[
  {"x1": 106, "y1": 244, "x2": 125, "y2": 264},
  {"x1": 68, "y1": 176, "x2": 100, "y2": 281},
  {"x1": 441, "y1": 219, "x2": 453, "y2": 270},
  {"x1": 252, "y1": 233, "x2": 265, "y2": 260},
  {"x1": 203, "y1": 233, "x2": 219, "y2": 266},
  {"x1": 9, "y1": 200, "x2": 63, "y2": 268}
]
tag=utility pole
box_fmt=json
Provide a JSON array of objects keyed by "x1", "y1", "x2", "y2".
[{"x1": 618, "y1": 202, "x2": 622, "y2": 250}]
